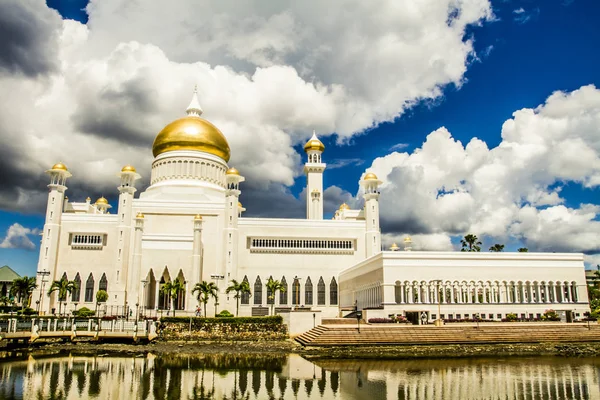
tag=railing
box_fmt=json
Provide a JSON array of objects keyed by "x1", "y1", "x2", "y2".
[{"x1": 0, "y1": 318, "x2": 156, "y2": 337}]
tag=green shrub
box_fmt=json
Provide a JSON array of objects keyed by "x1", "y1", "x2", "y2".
[
  {"x1": 542, "y1": 309, "x2": 560, "y2": 321},
  {"x1": 96, "y1": 290, "x2": 108, "y2": 303},
  {"x1": 17, "y1": 307, "x2": 37, "y2": 316},
  {"x1": 505, "y1": 313, "x2": 518, "y2": 322},
  {"x1": 73, "y1": 307, "x2": 95, "y2": 317},
  {"x1": 161, "y1": 315, "x2": 283, "y2": 324},
  {"x1": 216, "y1": 310, "x2": 234, "y2": 318}
]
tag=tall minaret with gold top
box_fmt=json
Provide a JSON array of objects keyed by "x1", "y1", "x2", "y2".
[
  {"x1": 361, "y1": 172, "x2": 382, "y2": 257},
  {"x1": 304, "y1": 131, "x2": 326, "y2": 220}
]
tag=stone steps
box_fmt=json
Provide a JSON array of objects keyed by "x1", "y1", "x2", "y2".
[{"x1": 295, "y1": 325, "x2": 600, "y2": 346}]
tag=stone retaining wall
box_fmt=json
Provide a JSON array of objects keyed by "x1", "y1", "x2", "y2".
[{"x1": 158, "y1": 316, "x2": 288, "y2": 341}]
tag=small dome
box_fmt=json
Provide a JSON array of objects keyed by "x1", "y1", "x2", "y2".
[
  {"x1": 136, "y1": 212, "x2": 144, "y2": 219},
  {"x1": 304, "y1": 131, "x2": 325, "y2": 153},
  {"x1": 95, "y1": 197, "x2": 108, "y2": 205},
  {"x1": 226, "y1": 167, "x2": 240, "y2": 175},
  {"x1": 364, "y1": 172, "x2": 378, "y2": 180},
  {"x1": 51, "y1": 162, "x2": 68, "y2": 171},
  {"x1": 390, "y1": 243, "x2": 399, "y2": 251},
  {"x1": 194, "y1": 214, "x2": 203, "y2": 220},
  {"x1": 403, "y1": 236, "x2": 412, "y2": 243},
  {"x1": 339, "y1": 202, "x2": 351, "y2": 211},
  {"x1": 121, "y1": 165, "x2": 136, "y2": 173},
  {"x1": 85, "y1": 197, "x2": 91, "y2": 201}
]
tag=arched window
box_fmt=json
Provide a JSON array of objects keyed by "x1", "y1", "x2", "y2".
[
  {"x1": 85, "y1": 274, "x2": 94, "y2": 302},
  {"x1": 59, "y1": 272, "x2": 68, "y2": 301},
  {"x1": 266, "y1": 276, "x2": 274, "y2": 305},
  {"x1": 305, "y1": 277, "x2": 313, "y2": 305},
  {"x1": 280, "y1": 277, "x2": 288, "y2": 305},
  {"x1": 317, "y1": 277, "x2": 326, "y2": 305},
  {"x1": 254, "y1": 276, "x2": 263, "y2": 305},
  {"x1": 241, "y1": 276, "x2": 250, "y2": 305},
  {"x1": 292, "y1": 278, "x2": 301, "y2": 305},
  {"x1": 175, "y1": 270, "x2": 186, "y2": 310},
  {"x1": 330, "y1": 277, "x2": 338, "y2": 305},
  {"x1": 72, "y1": 273, "x2": 81, "y2": 302},
  {"x1": 99, "y1": 273, "x2": 108, "y2": 292}
]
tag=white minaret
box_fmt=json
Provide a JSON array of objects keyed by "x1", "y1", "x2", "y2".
[
  {"x1": 36, "y1": 162, "x2": 72, "y2": 314},
  {"x1": 129, "y1": 212, "x2": 145, "y2": 306},
  {"x1": 304, "y1": 131, "x2": 326, "y2": 220},
  {"x1": 114, "y1": 165, "x2": 141, "y2": 307},
  {"x1": 361, "y1": 172, "x2": 383, "y2": 258},
  {"x1": 224, "y1": 167, "x2": 245, "y2": 285}
]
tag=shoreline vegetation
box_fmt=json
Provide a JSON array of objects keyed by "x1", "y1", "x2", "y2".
[{"x1": 2, "y1": 340, "x2": 600, "y2": 361}]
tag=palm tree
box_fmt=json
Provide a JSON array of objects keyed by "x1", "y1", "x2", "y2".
[
  {"x1": 517, "y1": 247, "x2": 529, "y2": 252},
  {"x1": 47, "y1": 278, "x2": 77, "y2": 315},
  {"x1": 594, "y1": 265, "x2": 600, "y2": 288},
  {"x1": 225, "y1": 279, "x2": 252, "y2": 316},
  {"x1": 489, "y1": 244, "x2": 505, "y2": 252},
  {"x1": 160, "y1": 280, "x2": 185, "y2": 317},
  {"x1": 10, "y1": 276, "x2": 38, "y2": 310},
  {"x1": 192, "y1": 281, "x2": 218, "y2": 317},
  {"x1": 460, "y1": 234, "x2": 482, "y2": 252},
  {"x1": 266, "y1": 277, "x2": 286, "y2": 315}
]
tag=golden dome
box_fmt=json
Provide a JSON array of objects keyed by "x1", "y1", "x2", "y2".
[
  {"x1": 152, "y1": 116, "x2": 231, "y2": 161},
  {"x1": 238, "y1": 201, "x2": 243, "y2": 207},
  {"x1": 339, "y1": 202, "x2": 351, "y2": 211},
  {"x1": 51, "y1": 162, "x2": 68, "y2": 171},
  {"x1": 226, "y1": 167, "x2": 240, "y2": 175},
  {"x1": 390, "y1": 243, "x2": 399, "y2": 251},
  {"x1": 194, "y1": 214, "x2": 203, "y2": 220},
  {"x1": 304, "y1": 131, "x2": 325, "y2": 153},
  {"x1": 85, "y1": 197, "x2": 91, "y2": 202},
  {"x1": 136, "y1": 212, "x2": 144, "y2": 219},
  {"x1": 121, "y1": 165, "x2": 136, "y2": 173},
  {"x1": 403, "y1": 236, "x2": 412, "y2": 243},
  {"x1": 95, "y1": 197, "x2": 108, "y2": 205},
  {"x1": 364, "y1": 172, "x2": 378, "y2": 180}
]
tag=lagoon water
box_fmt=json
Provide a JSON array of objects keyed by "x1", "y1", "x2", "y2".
[{"x1": 0, "y1": 353, "x2": 599, "y2": 399}]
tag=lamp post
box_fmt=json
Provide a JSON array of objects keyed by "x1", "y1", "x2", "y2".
[{"x1": 37, "y1": 269, "x2": 50, "y2": 315}]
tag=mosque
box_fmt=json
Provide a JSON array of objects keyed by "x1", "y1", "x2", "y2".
[{"x1": 33, "y1": 91, "x2": 590, "y2": 323}]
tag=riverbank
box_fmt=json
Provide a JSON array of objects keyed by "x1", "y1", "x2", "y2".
[{"x1": 3, "y1": 339, "x2": 600, "y2": 361}]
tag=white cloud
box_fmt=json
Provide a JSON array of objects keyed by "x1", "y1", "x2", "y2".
[
  {"x1": 389, "y1": 143, "x2": 409, "y2": 151},
  {"x1": 383, "y1": 233, "x2": 454, "y2": 251},
  {"x1": 513, "y1": 8, "x2": 525, "y2": 14},
  {"x1": 364, "y1": 85, "x2": 600, "y2": 256},
  {"x1": 0, "y1": 223, "x2": 40, "y2": 250},
  {"x1": 0, "y1": 0, "x2": 493, "y2": 212}
]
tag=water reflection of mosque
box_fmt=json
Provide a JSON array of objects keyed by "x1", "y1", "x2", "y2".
[{"x1": 0, "y1": 354, "x2": 599, "y2": 399}]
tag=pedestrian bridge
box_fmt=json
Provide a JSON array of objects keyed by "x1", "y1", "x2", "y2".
[{"x1": 0, "y1": 318, "x2": 158, "y2": 343}]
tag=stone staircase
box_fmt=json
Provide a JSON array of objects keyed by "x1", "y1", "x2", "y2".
[{"x1": 295, "y1": 324, "x2": 600, "y2": 347}]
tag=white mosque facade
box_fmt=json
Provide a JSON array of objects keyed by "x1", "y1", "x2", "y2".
[{"x1": 33, "y1": 92, "x2": 590, "y2": 322}]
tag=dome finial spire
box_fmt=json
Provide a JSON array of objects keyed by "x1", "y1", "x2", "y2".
[{"x1": 186, "y1": 86, "x2": 203, "y2": 117}]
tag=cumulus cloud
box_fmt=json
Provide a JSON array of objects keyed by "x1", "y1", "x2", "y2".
[
  {"x1": 0, "y1": 0, "x2": 493, "y2": 213},
  {"x1": 0, "y1": 0, "x2": 61, "y2": 77},
  {"x1": 0, "y1": 223, "x2": 40, "y2": 250},
  {"x1": 364, "y1": 85, "x2": 600, "y2": 256}
]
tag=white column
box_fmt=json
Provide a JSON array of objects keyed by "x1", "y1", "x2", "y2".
[{"x1": 400, "y1": 283, "x2": 405, "y2": 304}]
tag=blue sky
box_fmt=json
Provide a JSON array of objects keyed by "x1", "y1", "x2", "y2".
[{"x1": 1, "y1": 0, "x2": 600, "y2": 276}]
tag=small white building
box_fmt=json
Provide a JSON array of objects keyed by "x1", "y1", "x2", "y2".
[{"x1": 339, "y1": 250, "x2": 590, "y2": 323}]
